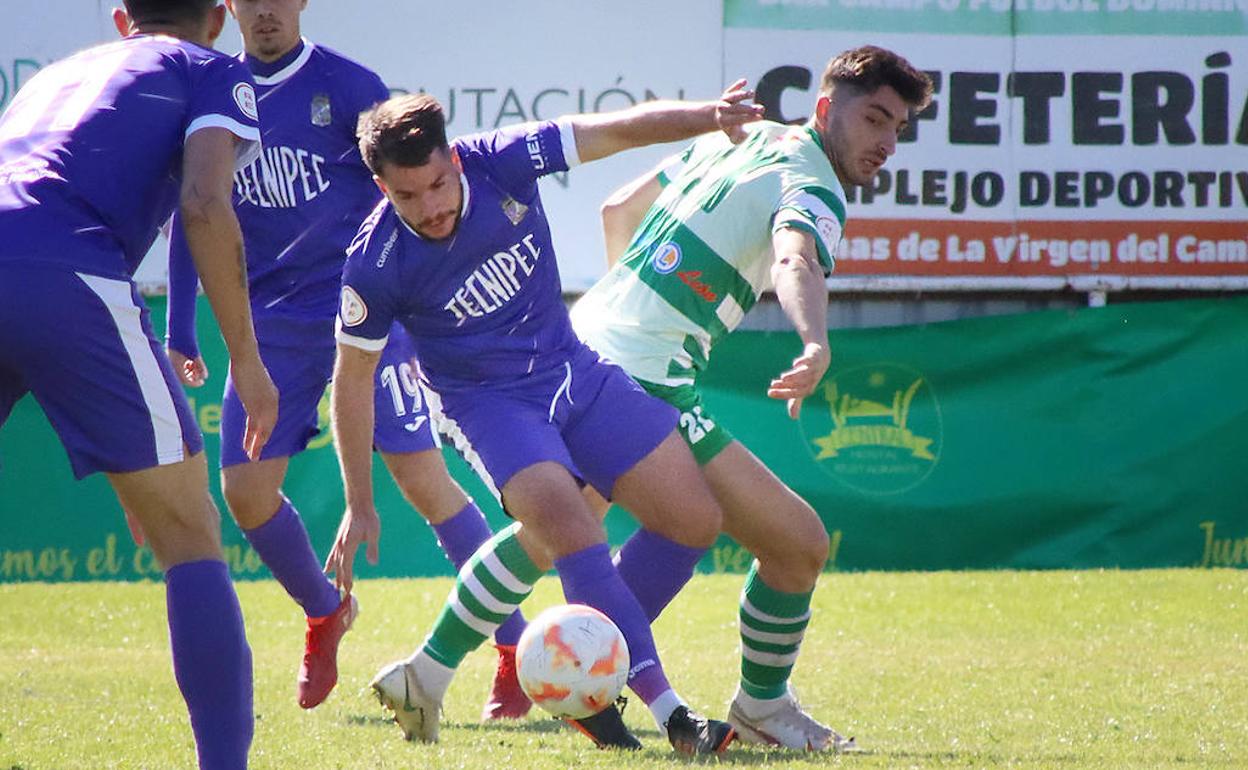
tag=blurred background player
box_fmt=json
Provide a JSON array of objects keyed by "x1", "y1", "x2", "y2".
[
  {"x1": 0, "y1": 1, "x2": 279, "y2": 767},
  {"x1": 324, "y1": 90, "x2": 763, "y2": 753},
  {"x1": 571, "y1": 46, "x2": 933, "y2": 751},
  {"x1": 162, "y1": 0, "x2": 530, "y2": 716}
]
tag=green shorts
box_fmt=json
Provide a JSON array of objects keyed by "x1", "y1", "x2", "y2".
[{"x1": 638, "y1": 380, "x2": 733, "y2": 465}]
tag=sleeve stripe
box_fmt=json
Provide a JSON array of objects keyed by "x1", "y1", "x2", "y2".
[
  {"x1": 185, "y1": 116, "x2": 261, "y2": 171},
  {"x1": 335, "y1": 326, "x2": 389, "y2": 352},
  {"x1": 185, "y1": 114, "x2": 259, "y2": 143},
  {"x1": 556, "y1": 118, "x2": 581, "y2": 169},
  {"x1": 774, "y1": 218, "x2": 835, "y2": 275}
]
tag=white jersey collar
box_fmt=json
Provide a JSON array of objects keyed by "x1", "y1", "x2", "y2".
[{"x1": 250, "y1": 37, "x2": 315, "y2": 86}]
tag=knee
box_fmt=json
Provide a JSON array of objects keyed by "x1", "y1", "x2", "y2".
[
  {"x1": 668, "y1": 493, "x2": 723, "y2": 550},
  {"x1": 760, "y1": 506, "x2": 829, "y2": 584},
  {"x1": 220, "y1": 476, "x2": 278, "y2": 528}
]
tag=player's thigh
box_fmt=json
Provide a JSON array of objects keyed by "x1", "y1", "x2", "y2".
[
  {"x1": 108, "y1": 452, "x2": 224, "y2": 567},
  {"x1": 562, "y1": 358, "x2": 682, "y2": 500},
  {"x1": 435, "y1": 387, "x2": 578, "y2": 505},
  {"x1": 703, "y1": 440, "x2": 829, "y2": 576},
  {"x1": 220, "y1": 455, "x2": 290, "y2": 527},
  {"x1": 379, "y1": 448, "x2": 469, "y2": 523},
  {"x1": 501, "y1": 461, "x2": 605, "y2": 559},
  {"x1": 220, "y1": 337, "x2": 333, "y2": 468},
  {"x1": 0, "y1": 266, "x2": 202, "y2": 479},
  {"x1": 610, "y1": 429, "x2": 722, "y2": 549}
]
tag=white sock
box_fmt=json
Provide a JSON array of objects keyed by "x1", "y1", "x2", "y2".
[
  {"x1": 733, "y1": 684, "x2": 789, "y2": 718},
  {"x1": 646, "y1": 688, "x2": 686, "y2": 733},
  {"x1": 408, "y1": 647, "x2": 455, "y2": 700}
]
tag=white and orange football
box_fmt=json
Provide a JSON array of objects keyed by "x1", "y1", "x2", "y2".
[{"x1": 515, "y1": 604, "x2": 630, "y2": 720}]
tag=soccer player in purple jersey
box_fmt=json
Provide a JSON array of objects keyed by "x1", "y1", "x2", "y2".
[
  {"x1": 0, "y1": 1, "x2": 278, "y2": 767},
  {"x1": 323, "y1": 91, "x2": 763, "y2": 754},
  {"x1": 162, "y1": 0, "x2": 529, "y2": 717}
]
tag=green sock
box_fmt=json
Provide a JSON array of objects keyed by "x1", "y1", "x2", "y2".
[
  {"x1": 422, "y1": 523, "x2": 542, "y2": 668},
  {"x1": 738, "y1": 562, "x2": 812, "y2": 700}
]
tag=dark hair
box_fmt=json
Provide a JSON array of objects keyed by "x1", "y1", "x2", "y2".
[
  {"x1": 357, "y1": 94, "x2": 449, "y2": 175},
  {"x1": 123, "y1": 0, "x2": 218, "y2": 25},
  {"x1": 820, "y1": 46, "x2": 933, "y2": 111}
]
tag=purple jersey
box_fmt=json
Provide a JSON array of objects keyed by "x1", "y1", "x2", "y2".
[
  {"x1": 167, "y1": 39, "x2": 389, "y2": 354},
  {"x1": 0, "y1": 35, "x2": 260, "y2": 279},
  {"x1": 336, "y1": 119, "x2": 583, "y2": 393}
]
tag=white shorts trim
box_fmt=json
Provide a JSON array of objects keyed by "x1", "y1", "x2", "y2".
[{"x1": 76, "y1": 272, "x2": 185, "y2": 466}]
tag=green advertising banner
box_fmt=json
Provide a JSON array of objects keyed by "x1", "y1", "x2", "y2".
[{"x1": 2, "y1": 296, "x2": 1246, "y2": 582}]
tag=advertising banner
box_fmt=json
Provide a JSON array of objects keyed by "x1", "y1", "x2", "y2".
[
  {"x1": 3, "y1": 296, "x2": 1246, "y2": 581},
  {"x1": 725, "y1": 1, "x2": 1248, "y2": 283}
]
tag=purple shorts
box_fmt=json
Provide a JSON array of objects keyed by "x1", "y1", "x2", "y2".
[
  {"x1": 0, "y1": 265, "x2": 202, "y2": 478},
  {"x1": 431, "y1": 344, "x2": 678, "y2": 500},
  {"x1": 371, "y1": 326, "x2": 441, "y2": 455},
  {"x1": 220, "y1": 319, "x2": 436, "y2": 466}
]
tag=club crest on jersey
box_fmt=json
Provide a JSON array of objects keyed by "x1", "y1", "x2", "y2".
[
  {"x1": 651, "y1": 242, "x2": 682, "y2": 274},
  {"x1": 501, "y1": 195, "x2": 528, "y2": 225},
  {"x1": 233, "y1": 82, "x2": 258, "y2": 121},
  {"x1": 339, "y1": 286, "x2": 368, "y2": 327},
  {"x1": 310, "y1": 94, "x2": 332, "y2": 127}
]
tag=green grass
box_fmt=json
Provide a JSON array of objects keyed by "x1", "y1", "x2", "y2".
[{"x1": 1, "y1": 570, "x2": 1245, "y2": 769}]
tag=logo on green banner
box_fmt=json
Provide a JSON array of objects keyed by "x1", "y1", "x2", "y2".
[{"x1": 801, "y1": 363, "x2": 942, "y2": 495}]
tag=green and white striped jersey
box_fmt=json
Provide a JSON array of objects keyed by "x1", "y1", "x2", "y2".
[{"x1": 572, "y1": 121, "x2": 846, "y2": 387}]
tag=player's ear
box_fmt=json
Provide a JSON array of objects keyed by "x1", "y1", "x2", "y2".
[
  {"x1": 449, "y1": 146, "x2": 462, "y2": 172},
  {"x1": 206, "y1": 3, "x2": 227, "y2": 44},
  {"x1": 813, "y1": 94, "x2": 831, "y2": 131},
  {"x1": 112, "y1": 7, "x2": 133, "y2": 38},
  {"x1": 372, "y1": 174, "x2": 389, "y2": 197}
]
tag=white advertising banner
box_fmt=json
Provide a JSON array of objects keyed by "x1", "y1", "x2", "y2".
[
  {"x1": 2, "y1": 1, "x2": 723, "y2": 290},
  {"x1": 725, "y1": 1, "x2": 1248, "y2": 282}
]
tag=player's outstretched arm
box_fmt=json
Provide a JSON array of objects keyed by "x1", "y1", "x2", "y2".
[
  {"x1": 180, "y1": 126, "x2": 277, "y2": 457},
  {"x1": 325, "y1": 342, "x2": 383, "y2": 594},
  {"x1": 569, "y1": 78, "x2": 763, "y2": 164},
  {"x1": 768, "y1": 227, "x2": 831, "y2": 419},
  {"x1": 601, "y1": 165, "x2": 664, "y2": 268}
]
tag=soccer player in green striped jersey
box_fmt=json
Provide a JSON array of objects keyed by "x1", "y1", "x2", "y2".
[{"x1": 571, "y1": 46, "x2": 932, "y2": 752}]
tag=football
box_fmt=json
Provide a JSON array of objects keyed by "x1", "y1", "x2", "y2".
[{"x1": 515, "y1": 604, "x2": 630, "y2": 720}]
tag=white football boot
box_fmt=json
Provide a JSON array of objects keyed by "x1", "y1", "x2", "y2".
[
  {"x1": 370, "y1": 660, "x2": 442, "y2": 743},
  {"x1": 727, "y1": 686, "x2": 857, "y2": 752}
]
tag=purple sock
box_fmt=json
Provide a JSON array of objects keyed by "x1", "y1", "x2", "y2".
[
  {"x1": 555, "y1": 543, "x2": 672, "y2": 705},
  {"x1": 243, "y1": 497, "x2": 339, "y2": 618},
  {"x1": 432, "y1": 502, "x2": 527, "y2": 646},
  {"x1": 614, "y1": 528, "x2": 706, "y2": 622},
  {"x1": 166, "y1": 560, "x2": 253, "y2": 770}
]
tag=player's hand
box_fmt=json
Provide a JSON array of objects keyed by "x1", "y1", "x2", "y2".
[
  {"x1": 324, "y1": 505, "x2": 380, "y2": 595},
  {"x1": 767, "y1": 342, "x2": 831, "y2": 419},
  {"x1": 715, "y1": 78, "x2": 765, "y2": 144},
  {"x1": 231, "y1": 356, "x2": 278, "y2": 461},
  {"x1": 167, "y1": 347, "x2": 209, "y2": 387}
]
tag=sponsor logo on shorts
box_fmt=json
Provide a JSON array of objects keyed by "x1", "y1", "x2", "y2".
[
  {"x1": 339, "y1": 286, "x2": 368, "y2": 327},
  {"x1": 232, "y1": 82, "x2": 258, "y2": 121},
  {"x1": 800, "y1": 363, "x2": 942, "y2": 496},
  {"x1": 651, "y1": 242, "x2": 681, "y2": 274}
]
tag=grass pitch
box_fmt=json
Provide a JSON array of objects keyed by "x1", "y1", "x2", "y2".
[{"x1": 1, "y1": 570, "x2": 1244, "y2": 769}]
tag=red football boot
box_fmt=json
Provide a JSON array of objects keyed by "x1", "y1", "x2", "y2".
[
  {"x1": 297, "y1": 593, "x2": 358, "y2": 709},
  {"x1": 480, "y1": 644, "x2": 532, "y2": 720}
]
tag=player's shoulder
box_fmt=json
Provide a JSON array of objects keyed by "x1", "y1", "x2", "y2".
[{"x1": 306, "y1": 43, "x2": 384, "y2": 87}]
